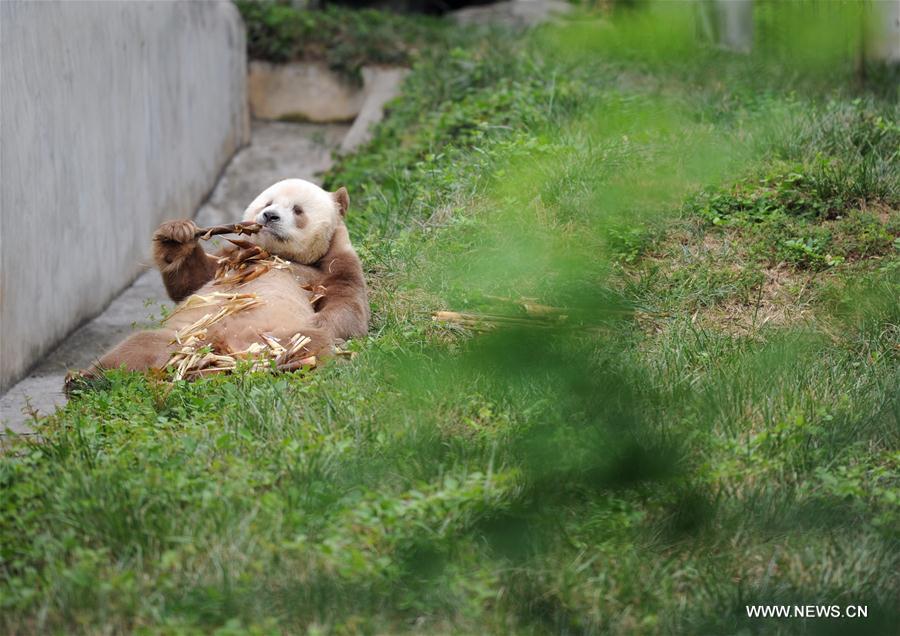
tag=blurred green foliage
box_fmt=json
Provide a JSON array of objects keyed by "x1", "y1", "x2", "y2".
[{"x1": 3, "y1": 1, "x2": 899, "y2": 633}]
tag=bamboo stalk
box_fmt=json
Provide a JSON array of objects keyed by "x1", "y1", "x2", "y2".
[
  {"x1": 194, "y1": 222, "x2": 261, "y2": 241},
  {"x1": 432, "y1": 310, "x2": 559, "y2": 328}
]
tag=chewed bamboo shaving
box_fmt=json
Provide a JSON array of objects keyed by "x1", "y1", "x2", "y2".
[
  {"x1": 302, "y1": 284, "x2": 327, "y2": 308},
  {"x1": 166, "y1": 292, "x2": 262, "y2": 323},
  {"x1": 263, "y1": 332, "x2": 317, "y2": 368},
  {"x1": 213, "y1": 238, "x2": 291, "y2": 287},
  {"x1": 162, "y1": 228, "x2": 325, "y2": 380},
  {"x1": 167, "y1": 332, "x2": 318, "y2": 381},
  {"x1": 164, "y1": 291, "x2": 317, "y2": 380},
  {"x1": 169, "y1": 295, "x2": 264, "y2": 345}
]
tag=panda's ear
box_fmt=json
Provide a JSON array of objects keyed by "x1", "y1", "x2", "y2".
[{"x1": 332, "y1": 187, "x2": 349, "y2": 217}]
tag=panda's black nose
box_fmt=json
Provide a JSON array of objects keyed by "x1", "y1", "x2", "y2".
[{"x1": 262, "y1": 210, "x2": 279, "y2": 224}]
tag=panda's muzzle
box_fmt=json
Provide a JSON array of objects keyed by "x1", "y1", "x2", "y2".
[{"x1": 255, "y1": 207, "x2": 290, "y2": 241}]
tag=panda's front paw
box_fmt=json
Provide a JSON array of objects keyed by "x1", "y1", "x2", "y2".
[
  {"x1": 153, "y1": 220, "x2": 201, "y2": 266},
  {"x1": 153, "y1": 219, "x2": 199, "y2": 245}
]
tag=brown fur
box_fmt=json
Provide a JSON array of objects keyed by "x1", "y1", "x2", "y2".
[
  {"x1": 96, "y1": 329, "x2": 178, "y2": 372},
  {"x1": 152, "y1": 220, "x2": 219, "y2": 301},
  {"x1": 75, "y1": 187, "x2": 368, "y2": 383},
  {"x1": 308, "y1": 224, "x2": 369, "y2": 340}
]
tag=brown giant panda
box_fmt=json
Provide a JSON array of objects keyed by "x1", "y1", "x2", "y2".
[{"x1": 69, "y1": 178, "x2": 368, "y2": 385}]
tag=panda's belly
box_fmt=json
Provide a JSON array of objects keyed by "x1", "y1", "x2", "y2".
[{"x1": 164, "y1": 268, "x2": 317, "y2": 352}]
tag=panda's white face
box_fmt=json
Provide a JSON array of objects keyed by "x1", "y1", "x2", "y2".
[{"x1": 242, "y1": 179, "x2": 344, "y2": 265}]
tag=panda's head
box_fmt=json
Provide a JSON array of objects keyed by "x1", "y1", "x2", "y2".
[{"x1": 242, "y1": 178, "x2": 349, "y2": 264}]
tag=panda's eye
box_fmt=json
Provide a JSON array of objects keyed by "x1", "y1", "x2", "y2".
[{"x1": 293, "y1": 205, "x2": 304, "y2": 215}]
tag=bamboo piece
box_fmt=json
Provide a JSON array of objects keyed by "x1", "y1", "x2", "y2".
[
  {"x1": 167, "y1": 330, "x2": 318, "y2": 381},
  {"x1": 212, "y1": 239, "x2": 291, "y2": 287},
  {"x1": 194, "y1": 221, "x2": 262, "y2": 240},
  {"x1": 160, "y1": 222, "x2": 328, "y2": 380},
  {"x1": 301, "y1": 284, "x2": 328, "y2": 308},
  {"x1": 432, "y1": 310, "x2": 559, "y2": 329},
  {"x1": 166, "y1": 292, "x2": 262, "y2": 322}
]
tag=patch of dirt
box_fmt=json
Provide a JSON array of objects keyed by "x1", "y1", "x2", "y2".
[
  {"x1": 632, "y1": 222, "x2": 822, "y2": 338},
  {"x1": 691, "y1": 265, "x2": 818, "y2": 336}
]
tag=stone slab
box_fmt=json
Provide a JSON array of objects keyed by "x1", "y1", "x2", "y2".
[
  {"x1": 248, "y1": 60, "x2": 366, "y2": 122},
  {"x1": 340, "y1": 66, "x2": 410, "y2": 154}
]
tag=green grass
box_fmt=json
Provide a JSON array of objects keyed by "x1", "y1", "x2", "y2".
[
  {"x1": 3, "y1": 3, "x2": 899, "y2": 634},
  {"x1": 236, "y1": 1, "x2": 457, "y2": 81}
]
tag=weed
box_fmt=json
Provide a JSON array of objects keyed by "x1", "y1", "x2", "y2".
[{"x1": 237, "y1": 1, "x2": 456, "y2": 81}]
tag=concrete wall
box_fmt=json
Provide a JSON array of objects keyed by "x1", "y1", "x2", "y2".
[{"x1": 0, "y1": 1, "x2": 249, "y2": 391}]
